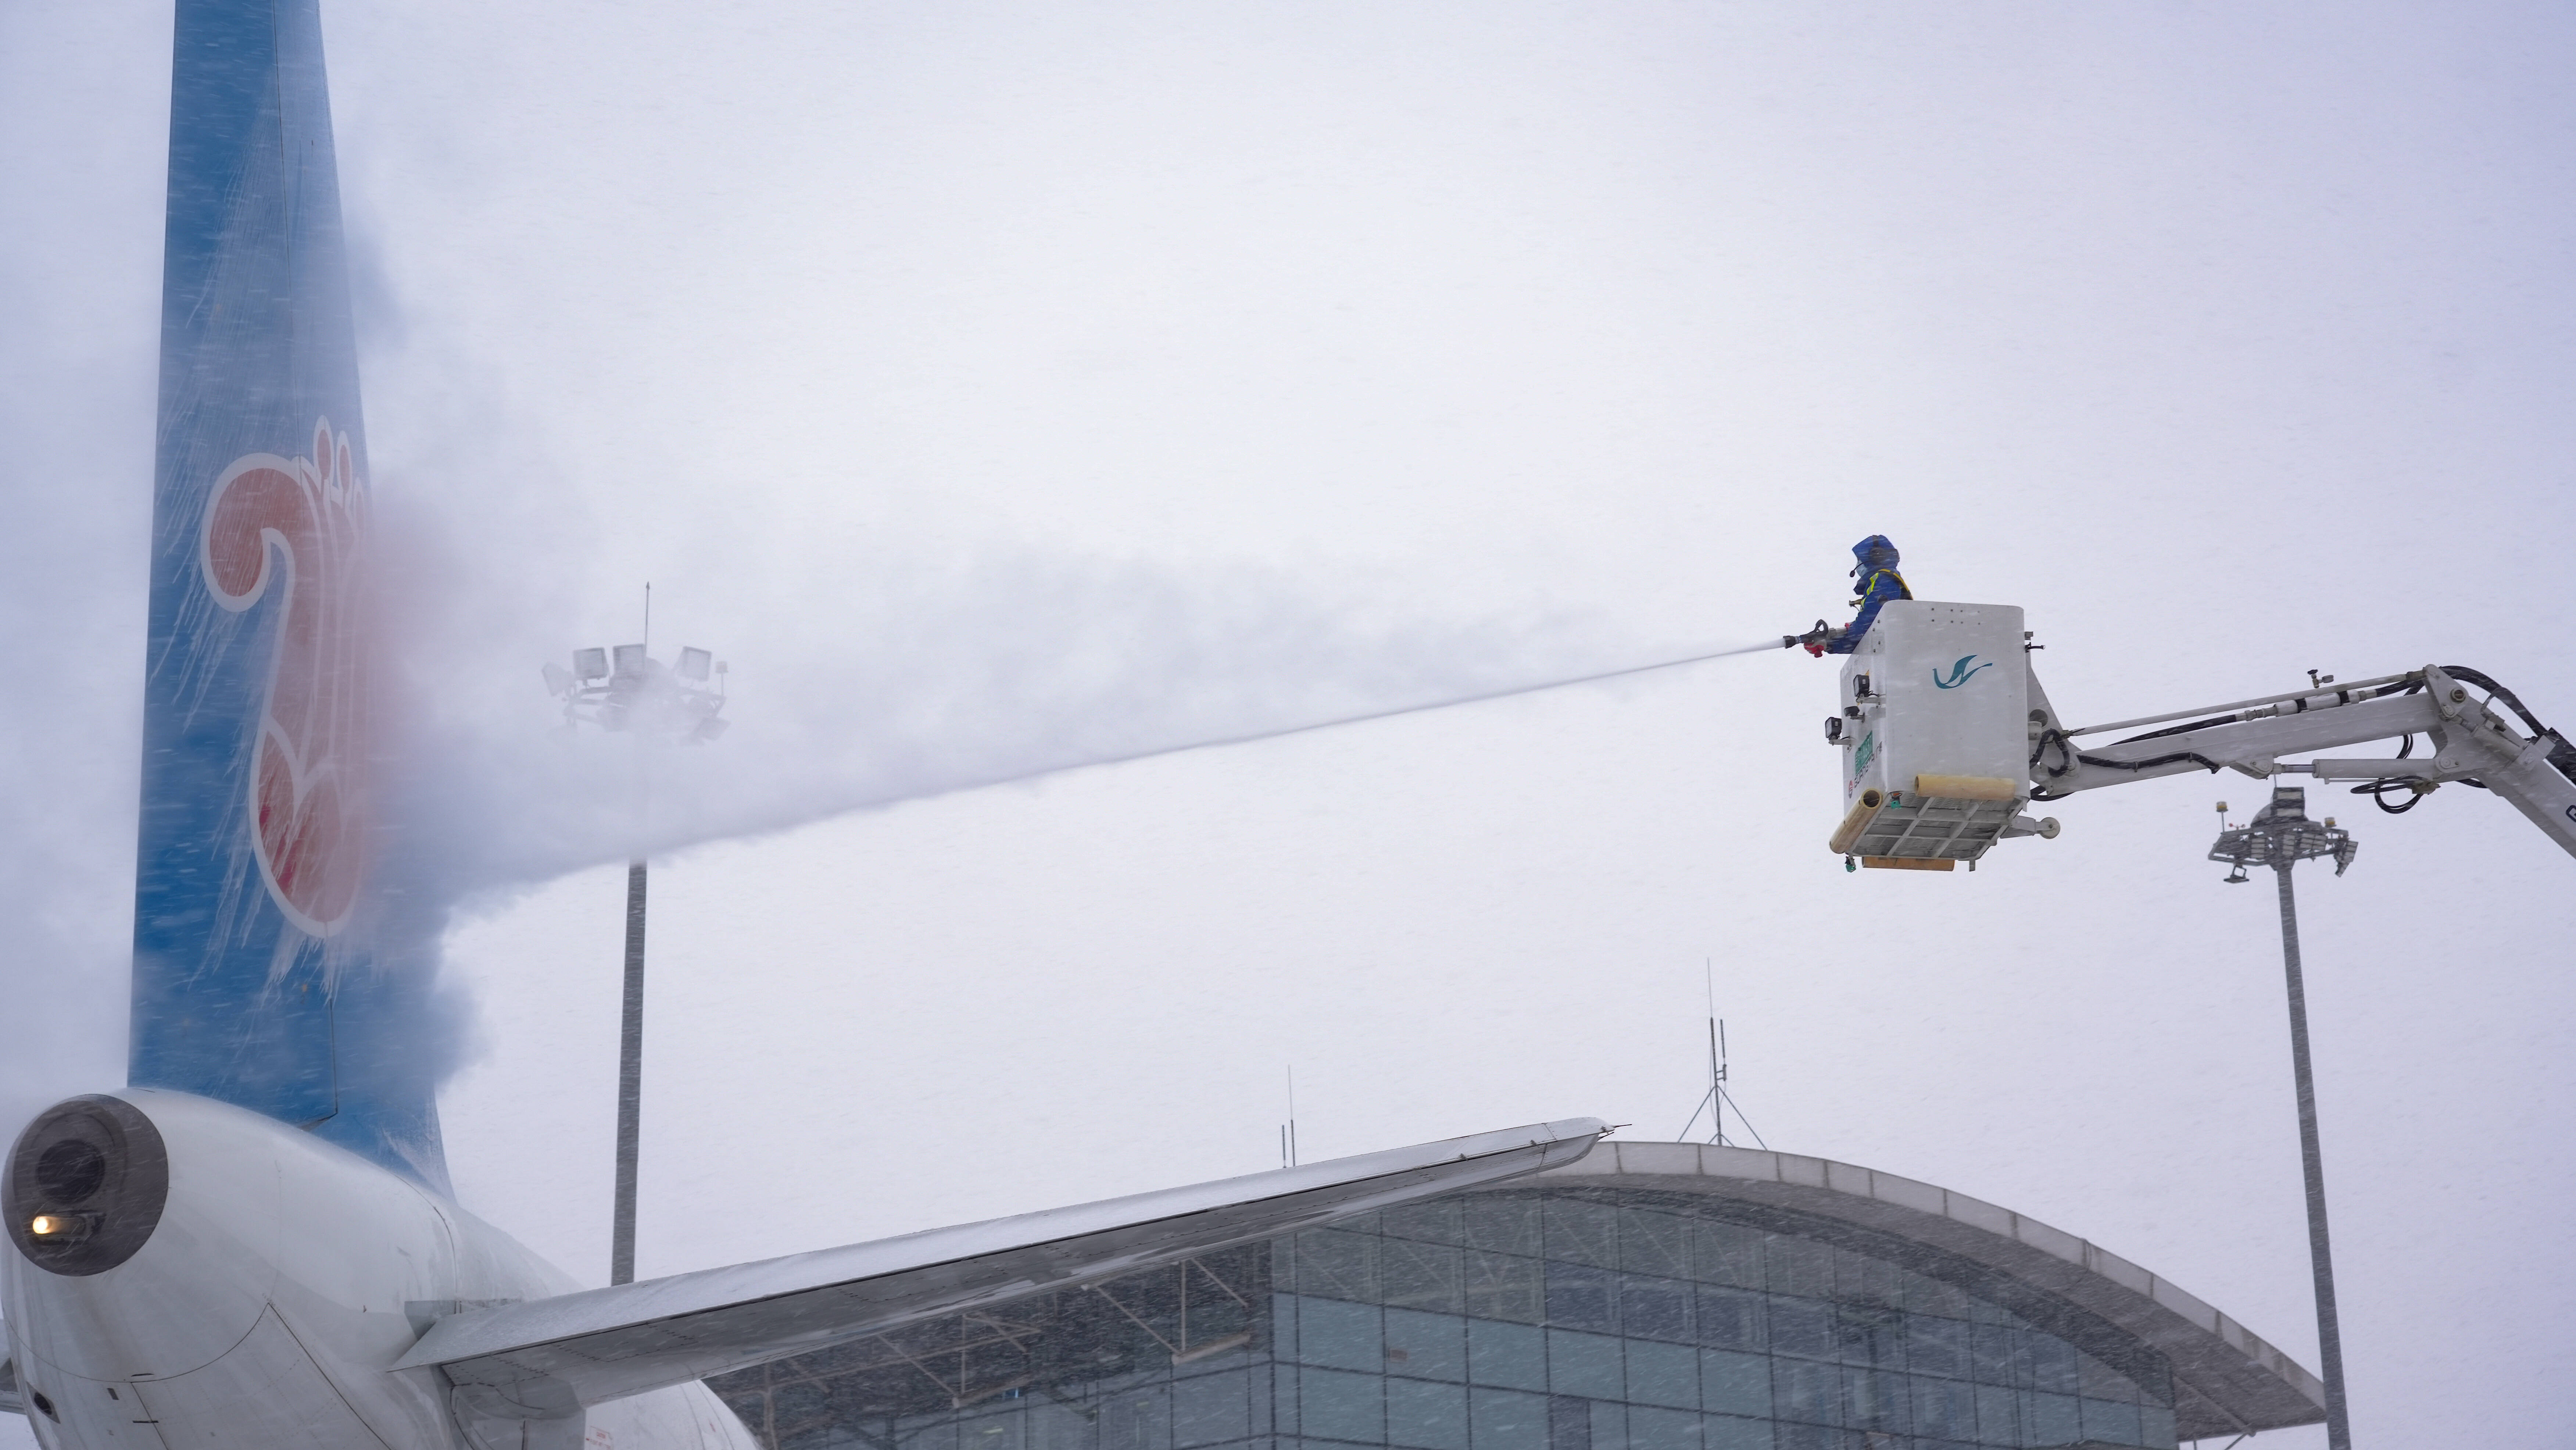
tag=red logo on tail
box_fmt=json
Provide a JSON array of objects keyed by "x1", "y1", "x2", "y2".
[{"x1": 200, "y1": 419, "x2": 371, "y2": 936}]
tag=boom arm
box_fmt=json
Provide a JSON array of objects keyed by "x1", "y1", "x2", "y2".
[{"x1": 2025, "y1": 664, "x2": 2576, "y2": 858}]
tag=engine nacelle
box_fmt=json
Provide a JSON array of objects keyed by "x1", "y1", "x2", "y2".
[{"x1": 3, "y1": 1089, "x2": 752, "y2": 1450}]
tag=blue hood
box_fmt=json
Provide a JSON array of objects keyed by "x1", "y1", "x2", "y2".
[{"x1": 1850, "y1": 534, "x2": 1900, "y2": 576}]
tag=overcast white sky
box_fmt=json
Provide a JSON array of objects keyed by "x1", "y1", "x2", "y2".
[{"x1": 7, "y1": 4, "x2": 2576, "y2": 1447}]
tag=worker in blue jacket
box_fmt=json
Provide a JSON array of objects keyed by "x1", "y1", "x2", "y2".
[{"x1": 1794, "y1": 535, "x2": 1912, "y2": 654}]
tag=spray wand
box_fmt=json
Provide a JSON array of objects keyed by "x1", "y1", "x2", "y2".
[{"x1": 1782, "y1": 620, "x2": 1841, "y2": 657}]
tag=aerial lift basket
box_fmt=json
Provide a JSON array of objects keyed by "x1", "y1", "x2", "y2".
[{"x1": 1827, "y1": 601, "x2": 2029, "y2": 870}]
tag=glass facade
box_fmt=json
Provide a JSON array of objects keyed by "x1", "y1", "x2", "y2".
[{"x1": 709, "y1": 1188, "x2": 2181, "y2": 1450}]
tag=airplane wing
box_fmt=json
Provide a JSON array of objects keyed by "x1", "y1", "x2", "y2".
[{"x1": 398, "y1": 1118, "x2": 1604, "y2": 1412}]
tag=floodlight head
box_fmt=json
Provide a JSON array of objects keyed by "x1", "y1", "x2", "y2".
[
  {"x1": 573, "y1": 647, "x2": 609, "y2": 681},
  {"x1": 2257, "y1": 785, "x2": 2306, "y2": 824},
  {"x1": 677, "y1": 646, "x2": 712, "y2": 682},
  {"x1": 541, "y1": 662, "x2": 575, "y2": 697},
  {"x1": 2207, "y1": 783, "x2": 2356, "y2": 878},
  {"x1": 613, "y1": 643, "x2": 648, "y2": 676}
]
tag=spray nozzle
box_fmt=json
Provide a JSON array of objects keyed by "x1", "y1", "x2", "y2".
[{"x1": 1785, "y1": 620, "x2": 1839, "y2": 657}]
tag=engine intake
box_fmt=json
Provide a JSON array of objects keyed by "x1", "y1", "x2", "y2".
[{"x1": 6, "y1": 1094, "x2": 169, "y2": 1275}]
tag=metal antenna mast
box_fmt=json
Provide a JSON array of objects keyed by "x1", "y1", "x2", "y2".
[
  {"x1": 1707, "y1": 1019, "x2": 1726, "y2": 1147},
  {"x1": 1705, "y1": 960, "x2": 1727, "y2": 1147},
  {"x1": 2210, "y1": 786, "x2": 2358, "y2": 1450},
  {"x1": 1283, "y1": 1067, "x2": 1299, "y2": 1168},
  {"x1": 1676, "y1": 959, "x2": 1767, "y2": 1149}
]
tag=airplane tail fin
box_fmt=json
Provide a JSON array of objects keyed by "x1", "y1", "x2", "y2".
[{"x1": 131, "y1": 0, "x2": 448, "y2": 1192}]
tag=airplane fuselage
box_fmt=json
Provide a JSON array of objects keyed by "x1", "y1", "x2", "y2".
[{"x1": 4, "y1": 1090, "x2": 756, "y2": 1450}]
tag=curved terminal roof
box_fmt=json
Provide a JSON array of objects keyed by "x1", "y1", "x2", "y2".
[{"x1": 1500, "y1": 1141, "x2": 2326, "y2": 1442}]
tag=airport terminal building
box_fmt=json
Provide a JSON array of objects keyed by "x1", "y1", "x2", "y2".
[{"x1": 708, "y1": 1143, "x2": 2324, "y2": 1450}]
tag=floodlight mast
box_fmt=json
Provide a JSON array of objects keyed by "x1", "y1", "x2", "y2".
[
  {"x1": 615, "y1": 858, "x2": 646, "y2": 1286},
  {"x1": 542, "y1": 638, "x2": 730, "y2": 1285},
  {"x1": 2209, "y1": 789, "x2": 2357, "y2": 1450}
]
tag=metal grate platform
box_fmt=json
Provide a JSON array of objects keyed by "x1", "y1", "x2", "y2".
[{"x1": 1844, "y1": 794, "x2": 2021, "y2": 865}]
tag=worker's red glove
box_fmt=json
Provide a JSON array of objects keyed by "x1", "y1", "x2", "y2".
[{"x1": 1803, "y1": 642, "x2": 1826, "y2": 657}]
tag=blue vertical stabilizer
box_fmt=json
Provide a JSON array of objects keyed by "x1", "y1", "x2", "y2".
[{"x1": 133, "y1": 0, "x2": 449, "y2": 1193}]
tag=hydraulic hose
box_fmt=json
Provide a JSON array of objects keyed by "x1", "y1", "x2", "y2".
[
  {"x1": 2439, "y1": 665, "x2": 2576, "y2": 786},
  {"x1": 2028, "y1": 724, "x2": 2224, "y2": 789}
]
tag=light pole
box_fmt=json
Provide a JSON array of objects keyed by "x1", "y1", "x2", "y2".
[
  {"x1": 2208, "y1": 786, "x2": 2357, "y2": 1450},
  {"x1": 613, "y1": 855, "x2": 647, "y2": 1288},
  {"x1": 544, "y1": 637, "x2": 728, "y2": 1285}
]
